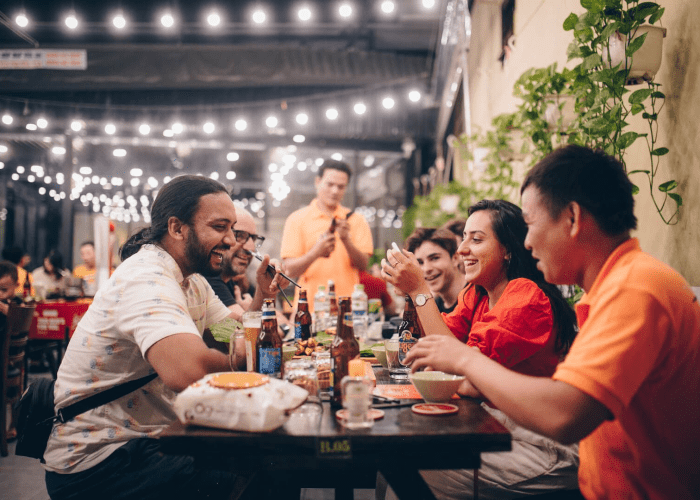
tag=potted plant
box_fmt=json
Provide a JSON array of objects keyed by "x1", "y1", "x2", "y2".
[{"x1": 562, "y1": 0, "x2": 680, "y2": 224}]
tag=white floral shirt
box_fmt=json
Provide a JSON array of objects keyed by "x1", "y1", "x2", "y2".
[{"x1": 43, "y1": 244, "x2": 230, "y2": 474}]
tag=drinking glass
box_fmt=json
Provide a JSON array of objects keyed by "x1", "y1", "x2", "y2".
[
  {"x1": 284, "y1": 358, "x2": 319, "y2": 400},
  {"x1": 385, "y1": 338, "x2": 409, "y2": 379},
  {"x1": 315, "y1": 352, "x2": 332, "y2": 401},
  {"x1": 229, "y1": 328, "x2": 246, "y2": 371},
  {"x1": 242, "y1": 311, "x2": 262, "y2": 372},
  {"x1": 340, "y1": 376, "x2": 374, "y2": 429}
]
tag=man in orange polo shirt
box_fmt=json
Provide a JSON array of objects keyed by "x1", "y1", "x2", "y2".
[
  {"x1": 281, "y1": 159, "x2": 373, "y2": 311},
  {"x1": 406, "y1": 145, "x2": 700, "y2": 499}
]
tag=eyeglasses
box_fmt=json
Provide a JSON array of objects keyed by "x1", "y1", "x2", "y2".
[{"x1": 233, "y1": 230, "x2": 265, "y2": 249}]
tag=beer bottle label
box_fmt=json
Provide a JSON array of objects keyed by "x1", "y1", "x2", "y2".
[
  {"x1": 344, "y1": 312, "x2": 353, "y2": 327},
  {"x1": 295, "y1": 323, "x2": 302, "y2": 340},
  {"x1": 398, "y1": 329, "x2": 417, "y2": 365},
  {"x1": 258, "y1": 347, "x2": 281, "y2": 375}
]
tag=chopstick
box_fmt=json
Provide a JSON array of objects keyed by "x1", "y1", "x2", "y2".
[
  {"x1": 252, "y1": 252, "x2": 298, "y2": 308},
  {"x1": 253, "y1": 252, "x2": 301, "y2": 288}
]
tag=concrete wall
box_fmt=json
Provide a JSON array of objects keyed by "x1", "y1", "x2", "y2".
[{"x1": 463, "y1": 0, "x2": 700, "y2": 285}]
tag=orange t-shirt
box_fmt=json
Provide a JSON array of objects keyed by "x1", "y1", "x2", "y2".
[
  {"x1": 553, "y1": 238, "x2": 700, "y2": 499},
  {"x1": 443, "y1": 278, "x2": 559, "y2": 377},
  {"x1": 280, "y1": 199, "x2": 373, "y2": 312}
]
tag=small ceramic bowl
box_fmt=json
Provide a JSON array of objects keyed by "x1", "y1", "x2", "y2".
[
  {"x1": 409, "y1": 371, "x2": 465, "y2": 403},
  {"x1": 371, "y1": 345, "x2": 388, "y2": 368}
]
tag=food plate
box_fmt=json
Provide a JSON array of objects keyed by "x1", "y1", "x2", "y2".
[
  {"x1": 411, "y1": 403, "x2": 459, "y2": 416},
  {"x1": 335, "y1": 408, "x2": 385, "y2": 421},
  {"x1": 207, "y1": 372, "x2": 269, "y2": 390}
]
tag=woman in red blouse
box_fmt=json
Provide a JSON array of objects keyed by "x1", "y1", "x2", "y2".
[{"x1": 380, "y1": 199, "x2": 579, "y2": 499}]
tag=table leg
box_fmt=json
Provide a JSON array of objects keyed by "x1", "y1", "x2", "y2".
[{"x1": 379, "y1": 468, "x2": 437, "y2": 500}]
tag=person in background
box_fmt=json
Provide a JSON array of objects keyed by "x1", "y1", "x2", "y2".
[
  {"x1": 73, "y1": 241, "x2": 97, "y2": 296},
  {"x1": 0, "y1": 260, "x2": 20, "y2": 438},
  {"x1": 281, "y1": 159, "x2": 373, "y2": 311},
  {"x1": 43, "y1": 175, "x2": 288, "y2": 500},
  {"x1": 405, "y1": 227, "x2": 467, "y2": 314},
  {"x1": 0, "y1": 260, "x2": 19, "y2": 317},
  {"x1": 32, "y1": 250, "x2": 69, "y2": 299},
  {"x1": 359, "y1": 269, "x2": 398, "y2": 318},
  {"x1": 440, "y1": 218, "x2": 467, "y2": 274},
  {"x1": 206, "y1": 207, "x2": 257, "y2": 320},
  {"x1": 406, "y1": 146, "x2": 700, "y2": 498},
  {"x1": 1, "y1": 246, "x2": 32, "y2": 296},
  {"x1": 382, "y1": 199, "x2": 579, "y2": 499}
]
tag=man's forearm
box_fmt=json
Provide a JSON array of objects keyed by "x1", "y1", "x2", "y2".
[
  {"x1": 341, "y1": 238, "x2": 369, "y2": 270},
  {"x1": 461, "y1": 350, "x2": 609, "y2": 443},
  {"x1": 282, "y1": 251, "x2": 318, "y2": 280}
]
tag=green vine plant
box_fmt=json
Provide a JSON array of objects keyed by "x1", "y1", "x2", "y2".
[
  {"x1": 402, "y1": 113, "x2": 522, "y2": 237},
  {"x1": 513, "y1": 63, "x2": 575, "y2": 162},
  {"x1": 563, "y1": 0, "x2": 681, "y2": 224}
]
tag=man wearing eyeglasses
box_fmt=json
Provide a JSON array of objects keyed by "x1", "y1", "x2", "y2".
[{"x1": 206, "y1": 207, "x2": 261, "y2": 321}]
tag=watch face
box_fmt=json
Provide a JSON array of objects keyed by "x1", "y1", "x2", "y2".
[{"x1": 416, "y1": 294, "x2": 427, "y2": 306}]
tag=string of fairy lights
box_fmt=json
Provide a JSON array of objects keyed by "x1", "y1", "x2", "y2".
[
  {"x1": 1, "y1": 1, "x2": 435, "y2": 226},
  {"x1": 7, "y1": 1, "x2": 438, "y2": 33}
]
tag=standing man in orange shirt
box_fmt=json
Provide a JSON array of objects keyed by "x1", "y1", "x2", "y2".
[
  {"x1": 281, "y1": 159, "x2": 373, "y2": 311},
  {"x1": 405, "y1": 145, "x2": 700, "y2": 499}
]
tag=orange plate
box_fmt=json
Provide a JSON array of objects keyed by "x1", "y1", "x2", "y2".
[
  {"x1": 335, "y1": 408, "x2": 385, "y2": 421},
  {"x1": 208, "y1": 372, "x2": 269, "y2": 390},
  {"x1": 411, "y1": 403, "x2": 459, "y2": 416}
]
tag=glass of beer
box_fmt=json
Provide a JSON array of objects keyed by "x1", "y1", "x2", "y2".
[{"x1": 242, "y1": 311, "x2": 262, "y2": 372}]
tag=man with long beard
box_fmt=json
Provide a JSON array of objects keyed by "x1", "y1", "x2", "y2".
[{"x1": 42, "y1": 175, "x2": 287, "y2": 500}]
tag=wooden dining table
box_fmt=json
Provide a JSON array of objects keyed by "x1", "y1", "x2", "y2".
[{"x1": 158, "y1": 367, "x2": 512, "y2": 500}]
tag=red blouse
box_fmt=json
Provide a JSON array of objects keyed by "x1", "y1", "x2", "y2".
[{"x1": 442, "y1": 278, "x2": 559, "y2": 377}]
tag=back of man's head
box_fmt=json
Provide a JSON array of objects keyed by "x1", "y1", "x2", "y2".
[
  {"x1": 405, "y1": 227, "x2": 458, "y2": 256},
  {"x1": 317, "y1": 159, "x2": 352, "y2": 180},
  {"x1": 120, "y1": 175, "x2": 228, "y2": 260},
  {"x1": 0, "y1": 260, "x2": 18, "y2": 283},
  {"x1": 440, "y1": 219, "x2": 467, "y2": 240},
  {"x1": 1, "y1": 246, "x2": 24, "y2": 265},
  {"x1": 522, "y1": 145, "x2": 637, "y2": 236}
]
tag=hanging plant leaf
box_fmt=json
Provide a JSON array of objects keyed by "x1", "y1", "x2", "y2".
[
  {"x1": 658, "y1": 180, "x2": 677, "y2": 192},
  {"x1": 668, "y1": 193, "x2": 683, "y2": 206},
  {"x1": 626, "y1": 32, "x2": 648, "y2": 57},
  {"x1": 651, "y1": 147, "x2": 669, "y2": 156},
  {"x1": 582, "y1": 53, "x2": 603, "y2": 70},
  {"x1": 631, "y1": 184, "x2": 640, "y2": 195},
  {"x1": 630, "y1": 103, "x2": 644, "y2": 115},
  {"x1": 649, "y1": 7, "x2": 665, "y2": 25},
  {"x1": 563, "y1": 13, "x2": 579, "y2": 31},
  {"x1": 629, "y1": 88, "x2": 653, "y2": 104},
  {"x1": 631, "y1": 3, "x2": 661, "y2": 23},
  {"x1": 617, "y1": 131, "x2": 639, "y2": 149},
  {"x1": 651, "y1": 91, "x2": 665, "y2": 99},
  {"x1": 628, "y1": 169, "x2": 650, "y2": 175}
]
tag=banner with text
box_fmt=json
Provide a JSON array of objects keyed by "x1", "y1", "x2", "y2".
[{"x1": 0, "y1": 49, "x2": 87, "y2": 70}]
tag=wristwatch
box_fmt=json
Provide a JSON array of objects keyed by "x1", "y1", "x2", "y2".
[{"x1": 414, "y1": 293, "x2": 433, "y2": 307}]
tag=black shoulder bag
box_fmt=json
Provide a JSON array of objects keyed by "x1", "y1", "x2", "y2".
[{"x1": 14, "y1": 373, "x2": 158, "y2": 460}]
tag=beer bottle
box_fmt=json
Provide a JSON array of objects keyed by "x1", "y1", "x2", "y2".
[
  {"x1": 398, "y1": 296, "x2": 423, "y2": 366},
  {"x1": 23, "y1": 274, "x2": 34, "y2": 303},
  {"x1": 327, "y1": 280, "x2": 338, "y2": 329},
  {"x1": 257, "y1": 298, "x2": 282, "y2": 378},
  {"x1": 329, "y1": 217, "x2": 337, "y2": 234},
  {"x1": 330, "y1": 297, "x2": 360, "y2": 406},
  {"x1": 294, "y1": 289, "x2": 312, "y2": 341}
]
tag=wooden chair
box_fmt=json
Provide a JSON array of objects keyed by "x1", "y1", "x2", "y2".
[{"x1": 1, "y1": 302, "x2": 36, "y2": 457}]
